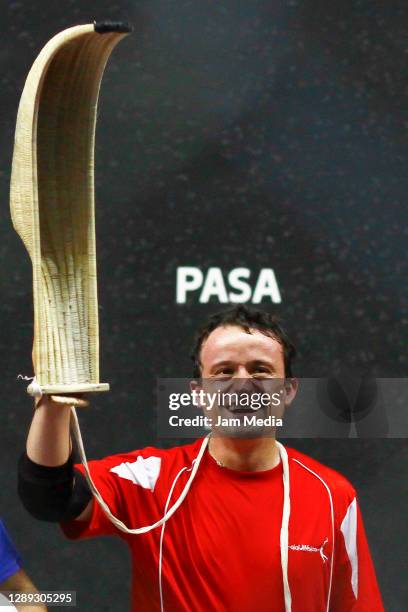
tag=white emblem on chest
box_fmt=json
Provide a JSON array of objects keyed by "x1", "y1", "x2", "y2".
[{"x1": 287, "y1": 538, "x2": 329, "y2": 562}]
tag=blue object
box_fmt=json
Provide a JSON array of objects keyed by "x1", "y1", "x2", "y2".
[{"x1": 0, "y1": 520, "x2": 21, "y2": 583}]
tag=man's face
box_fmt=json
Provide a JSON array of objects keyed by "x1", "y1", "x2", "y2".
[{"x1": 194, "y1": 325, "x2": 296, "y2": 437}]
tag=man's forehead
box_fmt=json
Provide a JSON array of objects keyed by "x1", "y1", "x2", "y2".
[{"x1": 200, "y1": 325, "x2": 283, "y2": 361}]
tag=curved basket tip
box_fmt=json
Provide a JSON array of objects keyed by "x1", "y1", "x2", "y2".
[{"x1": 93, "y1": 20, "x2": 133, "y2": 34}]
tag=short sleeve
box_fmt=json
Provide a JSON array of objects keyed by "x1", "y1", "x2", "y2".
[
  {"x1": 0, "y1": 520, "x2": 21, "y2": 584},
  {"x1": 60, "y1": 450, "x2": 164, "y2": 541},
  {"x1": 60, "y1": 458, "x2": 126, "y2": 540}
]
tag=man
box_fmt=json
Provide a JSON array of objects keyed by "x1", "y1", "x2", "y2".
[
  {"x1": 18, "y1": 306, "x2": 383, "y2": 611},
  {"x1": 0, "y1": 518, "x2": 46, "y2": 611}
]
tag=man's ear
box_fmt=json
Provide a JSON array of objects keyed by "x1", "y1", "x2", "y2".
[
  {"x1": 283, "y1": 378, "x2": 298, "y2": 407},
  {"x1": 190, "y1": 379, "x2": 201, "y2": 393},
  {"x1": 190, "y1": 378, "x2": 207, "y2": 410}
]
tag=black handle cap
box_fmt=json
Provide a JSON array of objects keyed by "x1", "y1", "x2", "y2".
[{"x1": 94, "y1": 20, "x2": 133, "y2": 34}]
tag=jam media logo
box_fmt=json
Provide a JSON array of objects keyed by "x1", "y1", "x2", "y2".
[{"x1": 176, "y1": 267, "x2": 282, "y2": 304}]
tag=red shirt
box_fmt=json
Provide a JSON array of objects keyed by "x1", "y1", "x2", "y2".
[{"x1": 61, "y1": 439, "x2": 384, "y2": 611}]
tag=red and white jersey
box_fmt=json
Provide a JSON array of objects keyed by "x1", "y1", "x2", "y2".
[{"x1": 61, "y1": 439, "x2": 384, "y2": 611}]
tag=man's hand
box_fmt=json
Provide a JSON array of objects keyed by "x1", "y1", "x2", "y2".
[{"x1": 48, "y1": 395, "x2": 89, "y2": 408}]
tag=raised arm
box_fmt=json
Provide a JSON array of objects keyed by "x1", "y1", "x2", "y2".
[
  {"x1": 26, "y1": 395, "x2": 72, "y2": 467},
  {"x1": 18, "y1": 396, "x2": 93, "y2": 523}
]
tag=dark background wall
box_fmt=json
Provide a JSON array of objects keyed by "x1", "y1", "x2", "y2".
[{"x1": 1, "y1": 1, "x2": 407, "y2": 610}]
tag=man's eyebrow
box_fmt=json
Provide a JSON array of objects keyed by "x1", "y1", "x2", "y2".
[
  {"x1": 209, "y1": 360, "x2": 234, "y2": 370},
  {"x1": 209, "y1": 359, "x2": 277, "y2": 370},
  {"x1": 250, "y1": 359, "x2": 276, "y2": 367}
]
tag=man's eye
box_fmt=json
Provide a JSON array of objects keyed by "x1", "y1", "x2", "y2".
[{"x1": 252, "y1": 369, "x2": 273, "y2": 377}]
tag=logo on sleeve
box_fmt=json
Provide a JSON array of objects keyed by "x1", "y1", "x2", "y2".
[{"x1": 110, "y1": 456, "x2": 161, "y2": 491}]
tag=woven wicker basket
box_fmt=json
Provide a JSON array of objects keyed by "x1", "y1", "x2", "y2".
[{"x1": 10, "y1": 22, "x2": 131, "y2": 396}]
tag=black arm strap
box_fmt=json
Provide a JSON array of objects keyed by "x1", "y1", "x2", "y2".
[{"x1": 18, "y1": 451, "x2": 92, "y2": 522}]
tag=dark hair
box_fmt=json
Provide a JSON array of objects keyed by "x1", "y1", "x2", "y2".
[{"x1": 191, "y1": 305, "x2": 296, "y2": 378}]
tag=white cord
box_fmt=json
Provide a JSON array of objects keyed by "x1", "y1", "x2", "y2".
[
  {"x1": 292, "y1": 458, "x2": 335, "y2": 612},
  {"x1": 17, "y1": 375, "x2": 43, "y2": 399},
  {"x1": 276, "y1": 441, "x2": 292, "y2": 612},
  {"x1": 70, "y1": 407, "x2": 209, "y2": 534},
  {"x1": 159, "y1": 464, "x2": 193, "y2": 612}
]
